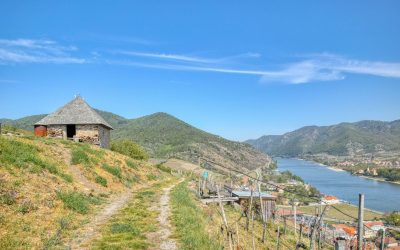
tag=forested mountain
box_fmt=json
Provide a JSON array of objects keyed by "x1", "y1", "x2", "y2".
[{"x1": 246, "y1": 120, "x2": 400, "y2": 157}]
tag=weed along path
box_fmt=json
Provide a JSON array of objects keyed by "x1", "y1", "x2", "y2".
[{"x1": 147, "y1": 179, "x2": 183, "y2": 250}]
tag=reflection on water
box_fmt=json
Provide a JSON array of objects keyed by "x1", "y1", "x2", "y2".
[{"x1": 277, "y1": 158, "x2": 400, "y2": 212}]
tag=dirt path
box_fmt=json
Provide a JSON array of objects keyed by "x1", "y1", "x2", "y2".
[
  {"x1": 68, "y1": 190, "x2": 133, "y2": 249},
  {"x1": 147, "y1": 180, "x2": 182, "y2": 250},
  {"x1": 55, "y1": 145, "x2": 102, "y2": 193}
]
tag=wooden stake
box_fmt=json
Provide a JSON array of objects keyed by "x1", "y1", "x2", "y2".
[
  {"x1": 251, "y1": 210, "x2": 255, "y2": 250},
  {"x1": 217, "y1": 185, "x2": 232, "y2": 250},
  {"x1": 258, "y1": 182, "x2": 267, "y2": 243},
  {"x1": 246, "y1": 186, "x2": 254, "y2": 231},
  {"x1": 276, "y1": 222, "x2": 281, "y2": 250},
  {"x1": 198, "y1": 176, "x2": 201, "y2": 197},
  {"x1": 236, "y1": 222, "x2": 240, "y2": 249},
  {"x1": 283, "y1": 216, "x2": 287, "y2": 235}
]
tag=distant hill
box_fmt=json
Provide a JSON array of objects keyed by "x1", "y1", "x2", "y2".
[
  {"x1": 246, "y1": 120, "x2": 400, "y2": 157},
  {"x1": 1, "y1": 111, "x2": 271, "y2": 172}
]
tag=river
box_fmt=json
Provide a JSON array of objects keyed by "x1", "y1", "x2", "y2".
[{"x1": 277, "y1": 158, "x2": 400, "y2": 212}]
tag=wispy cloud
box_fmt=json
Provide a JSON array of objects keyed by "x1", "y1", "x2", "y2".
[
  {"x1": 112, "y1": 50, "x2": 261, "y2": 64},
  {"x1": 1, "y1": 39, "x2": 399, "y2": 84},
  {"x1": 114, "y1": 51, "x2": 214, "y2": 63},
  {"x1": 109, "y1": 51, "x2": 400, "y2": 84},
  {"x1": 0, "y1": 39, "x2": 85, "y2": 64}
]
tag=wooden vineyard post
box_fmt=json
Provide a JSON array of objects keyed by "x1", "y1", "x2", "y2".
[
  {"x1": 246, "y1": 186, "x2": 254, "y2": 231},
  {"x1": 283, "y1": 216, "x2": 287, "y2": 235},
  {"x1": 257, "y1": 182, "x2": 267, "y2": 243},
  {"x1": 236, "y1": 222, "x2": 240, "y2": 249},
  {"x1": 217, "y1": 185, "x2": 233, "y2": 250},
  {"x1": 202, "y1": 177, "x2": 207, "y2": 196},
  {"x1": 251, "y1": 210, "x2": 256, "y2": 250},
  {"x1": 198, "y1": 176, "x2": 201, "y2": 197},
  {"x1": 276, "y1": 221, "x2": 281, "y2": 250},
  {"x1": 310, "y1": 204, "x2": 328, "y2": 250},
  {"x1": 298, "y1": 223, "x2": 303, "y2": 245}
]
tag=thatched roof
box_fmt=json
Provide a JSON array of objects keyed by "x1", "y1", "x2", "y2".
[{"x1": 35, "y1": 96, "x2": 113, "y2": 129}]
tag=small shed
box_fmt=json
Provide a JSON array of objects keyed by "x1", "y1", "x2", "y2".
[
  {"x1": 231, "y1": 190, "x2": 277, "y2": 204},
  {"x1": 232, "y1": 190, "x2": 277, "y2": 220},
  {"x1": 34, "y1": 96, "x2": 113, "y2": 148}
]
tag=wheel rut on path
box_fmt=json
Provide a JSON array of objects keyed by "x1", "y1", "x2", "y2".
[
  {"x1": 147, "y1": 180, "x2": 183, "y2": 250},
  {"x1": 68, "y1": 190, "x2": 133, "y2": 249}
]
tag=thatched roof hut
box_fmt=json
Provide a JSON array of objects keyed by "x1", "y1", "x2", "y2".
[{"x1": 34, "y1": 96, "x2": 112, "y2": 148}]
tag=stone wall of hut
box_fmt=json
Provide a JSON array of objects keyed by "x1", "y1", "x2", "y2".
[
  {"x1": 47, "y1": 125, "x2": 66, "y2": 139},
  {"x1": 98, "y1": 125, "x2": 110, "y2": 148},
  {"x1": 76, "y1": 125, "x2": 100, "y2": 146}
]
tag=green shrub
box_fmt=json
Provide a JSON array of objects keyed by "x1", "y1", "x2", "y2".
[
  {"x1": 95, "y1": 176, "x2": 108, "y2": 187},
  {"x1": 156, "y1": 163, "x2": 171, "y2": 173},
  {"x1": 56, "y1": 191, "x2": 90, "y2": 214},
  {"x1": 102, "y1": 163, "x2": 122, "y2": 178},
  {"x1": 111, "y1": 140, "x2": 148, "y2": 160},
  {"x1": 126, "y1": 159, "x2": 138, "y2": 169},
  {"x1": 70, "y1": 148, "x2": 90, "y2": 165}
]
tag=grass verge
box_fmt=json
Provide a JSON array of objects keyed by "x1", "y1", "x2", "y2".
[{"x1": 170, "y1": 181, "x2": 222, "y2": 249}]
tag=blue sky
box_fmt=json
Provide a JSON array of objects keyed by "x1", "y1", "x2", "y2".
[{"x1": 1, "y1": 1, "x2": 400, "y2": 141}]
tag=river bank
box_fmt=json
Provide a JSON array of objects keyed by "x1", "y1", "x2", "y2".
[
  {"x1": 359, "y1": 175, "x2": 400, "y2": 185},
  {"x1": 277, "y1": 158, "x2": 400, "y2": 212},
  {"x1": 302, "y1": 157, "x2": 400, "y2": 186}
]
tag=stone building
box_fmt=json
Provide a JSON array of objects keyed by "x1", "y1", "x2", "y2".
[{"x1": 34, "y1": 96, "x2": 113, "y2": 148}]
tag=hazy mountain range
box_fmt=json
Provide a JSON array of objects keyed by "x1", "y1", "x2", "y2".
[{"x1": 246, "y1": 119, "x2": 400, "y2": 157}]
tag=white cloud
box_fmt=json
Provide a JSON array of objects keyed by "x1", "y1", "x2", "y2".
[
  {"x1": 110, "y1": 51, "x2": 400, "y2": 84},
  {"x1": 113, "y1": 50, "x2": 262, "y2": 64},
  {"x1": 113, "y1": 51, "x2": 221, "y2": 64},
  {"x1": 0, "y1": 39, "x2": 85, "y2": 64},
  {"x1": 1, "y1": 40, "x2": 399, "y2": 84}
]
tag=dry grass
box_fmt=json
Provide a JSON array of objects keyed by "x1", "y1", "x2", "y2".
[{"x1": 0, "y1": 135, "x2": 165, "y2": 249}]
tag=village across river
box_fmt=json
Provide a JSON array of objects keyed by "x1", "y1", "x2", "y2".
[{"x1": 277, "y1": 158, "x2": 400, "y2": 212}]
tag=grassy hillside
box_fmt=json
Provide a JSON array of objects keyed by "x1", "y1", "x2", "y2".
[
  {"x1": 246, "y1": 119, "x2": 400, "y2": 157},
  {"x1": 0, "y1": 132, "x2": 167, "y2": 249},
  {"x1": 2, "y1": 111, "x2": 272, "y2": 173}
]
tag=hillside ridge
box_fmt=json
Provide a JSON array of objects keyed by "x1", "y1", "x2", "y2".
[
  {"x1": 246, "y1": 119, "x2": 400, "y2": 157},
  {"x1": 1, "y1": 110, "x2": 271, "y2": 172}
]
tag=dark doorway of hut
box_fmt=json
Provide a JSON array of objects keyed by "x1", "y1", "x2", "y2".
[{"x1": 67, "y1": 124, "x2": 76, "y2": 138}]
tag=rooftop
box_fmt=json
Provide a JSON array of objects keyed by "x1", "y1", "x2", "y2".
[
  {"x1": 231, "y1": 190, "x2": 276, "y2": 199},
  {"x1": 35, "y1": 96, "x2": 112, "y2": 129}
]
